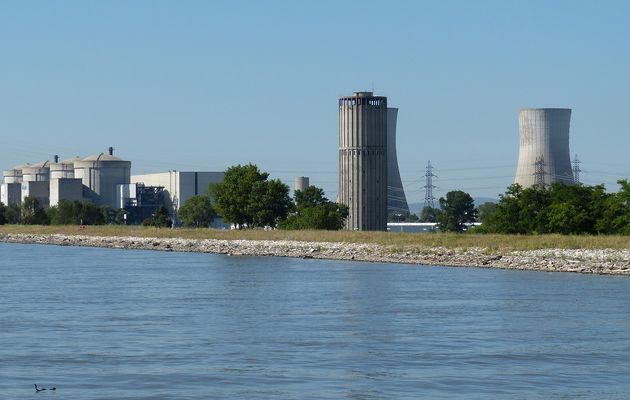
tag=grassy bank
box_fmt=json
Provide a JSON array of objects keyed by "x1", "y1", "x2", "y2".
[{"x1": 1, "y1": 225, "x2": 630, "y2": 252}]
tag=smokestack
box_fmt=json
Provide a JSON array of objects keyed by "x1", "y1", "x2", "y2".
[
  {"x1": 108, "y1": 147, "x2": 114, "y2": 156},
  {"x1": 54, "y1": 155, "x2": 59, "y2": 163}
]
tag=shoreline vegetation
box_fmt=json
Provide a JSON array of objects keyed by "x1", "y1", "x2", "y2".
[{"x1": 1, "y1": 225, "x2": 630, "y2": 276}]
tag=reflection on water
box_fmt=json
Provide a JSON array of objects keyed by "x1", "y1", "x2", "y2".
[{"x1": 1, "y1": 242, "x2": 630, "y2": 399}]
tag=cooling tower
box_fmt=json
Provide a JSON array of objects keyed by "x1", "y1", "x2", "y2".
[
  {"x1": 386, "y1": 108, "x2": 409, "y2": 215},
  {"x1": 515, "y1": 108, "x2": 574, "y2": 187},
  {"x1": 338, "y1": 92, "x2": 388, "y2": 231}
]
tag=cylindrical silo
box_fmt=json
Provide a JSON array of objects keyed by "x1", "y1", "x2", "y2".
[
  {"x1": 339, "y1": 91, "x2": 388, "y2": 231},
  {"x1": 515, "y1": 108, "x2": 574, "y2": 187},
  {"x1": 3, "y1": 164, "x2": 25, "y2": 184},
  {"x1": 386, "y1": 107, "x2": 410, "y2": 216},
  {"x1": 21, "y1": 161, "x2": 50, "y2": 182},
  {"x1": 294, "y1": 176, "x2": 310, "y2": 193},
  {"x1": 50, "y1": 156, "x2": 81, "y2": 179},
  {"x1": 74, "y1": 150, "x2": 131, "y2": 208}
]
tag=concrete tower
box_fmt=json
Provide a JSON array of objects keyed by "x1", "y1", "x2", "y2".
[
  {"x1": 515, "y1": 108, "x2": 574, "y2": 188},
  {"x1": 338, "y1": 92, "x2": 388, "y2": 231},
  {"x1": 386, "y1": 107, "x2": 409, "y2": 216},
  {"x1": 294, "y1": 176, "x2": 309, "y2": 194}
]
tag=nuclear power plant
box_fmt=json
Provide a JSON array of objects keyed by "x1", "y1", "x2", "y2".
[
  {"x1": 386, "y1": 107, "x2": 409, "y2": 216},
  {"x1": 338, "y1": 92, "x2": 388, "y2": 231},
  {"x1": 515, "y1": 108, "x2": 574, "y2": 188},
  {"x1": 0, "y1": 148, "x2": 224, "y2": 225}
]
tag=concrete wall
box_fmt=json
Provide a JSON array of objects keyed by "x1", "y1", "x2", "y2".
[
  {"x1": 338, "y1": 92, "x2": 388, "y2": 231},
  {"x1": 386, "y1": 108, "x2": 410, "y2": 215},
  {"x1": 21, "y1": 181, "x2": 50, "y2": 207},
  {"x1": 1, "y1": 183, "x2": 21, "y2": 206},
  {"x1": 515, "y1": 108, "x2": 574, "y2": 187},
  {"x1": 50, "y1": 178, "x2": 83, "y2": 207}
]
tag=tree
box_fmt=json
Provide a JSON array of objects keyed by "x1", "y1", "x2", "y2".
[
  {"x1": 476, "y1": 202, "x2": 498, "y2": 223},
  {"x1": 4, "y1": 203, "x2": 21, "y2": 224},
  {"x1": 0, "y1": 202, "x2": 6, "y2": 225},
  {"x1": 21, "y1": 197, "x2": 49, "y2": 225},
  {"x1": 143, "y1": 206, "x2": 171, "y2": 227},
  {"x1": 420, "y1": 206, "x2": 437, "y2": 222},
  {"x1": 178, "y1": 195, "x2": 216, "y2": 227},
  {"x1": 435, "y1": 190, "x2": 477, "y2": 232},
  {"x1": 211, "y1": 164, "x2": 291, "y2": 228},
  {"x1": 279, "y1": 186, "x2": 349, "y2": 230},
  {"x1": 100, "y1": 205, "x2": 117, "y2": 224},
  {"x1": 115, "y1": 209, "x2": 128, "y2": 225}
]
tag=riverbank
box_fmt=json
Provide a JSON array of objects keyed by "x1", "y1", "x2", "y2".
[{"x1": 1, "y1": 229, "x2": 630, "y2": 275}]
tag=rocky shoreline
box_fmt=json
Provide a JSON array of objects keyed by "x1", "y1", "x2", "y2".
[{"x1": 2, "y1": 233, "x2": 630, "y2": 276}]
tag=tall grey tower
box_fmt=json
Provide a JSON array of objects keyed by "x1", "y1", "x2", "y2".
[
  {"x1": 339, "y1": 92, "x2": 388, "y2": 231},
  {"x1": 386, "y1": 108, "x2": 410, "y2": 216},
  {"x1": 515, "y1": 108, "x2": 574, "y2": 188}
]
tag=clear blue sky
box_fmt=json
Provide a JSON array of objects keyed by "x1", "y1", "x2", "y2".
[{"x1": 1, "y1": 0, "x2": 629, "y2": 207}]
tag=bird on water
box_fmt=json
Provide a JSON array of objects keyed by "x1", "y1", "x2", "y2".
[{"x1": 34, "y1": 384, "x2": 56, "y2": 392}]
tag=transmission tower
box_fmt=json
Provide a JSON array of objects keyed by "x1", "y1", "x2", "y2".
[
  {"x1": 423, "y1": 161, "x2": 437, "y2": 209},
  {"x1": 533, "y1": 156, "x2": 546, "y2": 188},
  {"x1": 572, "y1": 154, "x2": 581, "y2": 185}
]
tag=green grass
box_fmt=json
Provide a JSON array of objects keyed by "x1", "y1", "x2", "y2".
[{"x1": 2, "y1": 224, "x2": 630, "y2": 251}]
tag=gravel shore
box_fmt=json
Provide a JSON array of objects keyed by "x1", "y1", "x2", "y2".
[{"x1": 2, "y1": 233, "x2": 630, "y2": 276}]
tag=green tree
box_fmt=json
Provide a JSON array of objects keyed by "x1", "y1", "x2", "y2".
[
  {"x1": 100, "y1": 205, "x2": 117, "y2": 224},
  {"x1": 476, "y1": 202, "x2": 499, "y2": 223},
  {"x1": 435, "y1": 190, "x2": 477, "y2": 232},
  {"x1": 0, "y1": 202, "x2": 6, "y2": 225},
  {"x1": 279, "y1": 186, "x2": 348, "y2": 230},
  {"x1": 78, "y1": 202, "x2": 105, "y2": 225},
  {"x1": 115, "y1": 208, "x2": 128, "y2": 225},
  {"x1": 211, "y1": 164, "x2": 291, "y2": 228},
  {"x1": 420, "y1": 206, "x2": 437, "y2": 222},
  {"x1": 178, "y1": 195, "x2": 216, "y2": 227},
  {"x1": 21, "y1": 197, "x2": 49, "y2": 225},
  {"x1": 151, "y1": 206, "x2": 172, "y2": 228},
  {"x1": 48, "y1": 200, "x2": 76, "y2": 225},
  {"x1": 596, "y1": 180, "x2": 630, "y2": 234},
  {"x1": 5, "y1": 203, "x2": 21, "y2": 224}
]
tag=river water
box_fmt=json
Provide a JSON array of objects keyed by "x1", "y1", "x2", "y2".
[{"x1": 1, "y1": 242, "x2": 630, "y2": 399}]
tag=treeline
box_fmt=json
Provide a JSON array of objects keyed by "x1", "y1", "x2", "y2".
[
  {"x1": 0, "y1": 198, "x2": 172, "y2": 227},
  {"x1": 207, "y1": 164, "x2": 347, "y2": 230},
  {"x1": 155, "y1": 164, "x2": 348, "y2": 229},
  {"x1": 476, "y1": 181, "x2": 630, "y2": 235}
]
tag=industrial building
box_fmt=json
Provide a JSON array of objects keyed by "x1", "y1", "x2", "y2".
[
  {"x1": 129, "y1": 171, "x2": 225, "y2": 223},
  {"x1": 1, "y1": 147, "x2": 228, "y2": 227},
  {"x1": 75, "y1": 149, "x2": 132, "y2": 208},
  {"x1": 515, "y1": 108, "x2": 574, "y2": 187},
  {"x1": 338, "y1": 91, "x2": 388, "y2": 231},
  {"x1": 386, "y1": 107, "x2": 410, "y2": 216},
  {"x1": 1, "y1": 148, "x2": 132, "y2": 210}
]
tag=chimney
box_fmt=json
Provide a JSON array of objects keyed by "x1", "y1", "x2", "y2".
[
  {"x1": 54, "y1": 155, "x2": 59, "y2": 163},
  {"x1": 108, "y1": 146, "x2": 114, "y2": 156}
]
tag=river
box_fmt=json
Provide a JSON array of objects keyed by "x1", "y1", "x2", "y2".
[{"x1": 1, "y1": 242, "x2": 630, "y2": 399}]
